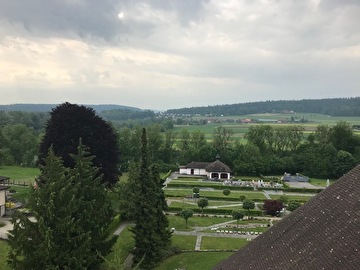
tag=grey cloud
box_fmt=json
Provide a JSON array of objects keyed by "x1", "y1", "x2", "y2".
[
  {"x1": 0, "y1": 0, "x2": 136, "y2": 42},
  {"x1": 0, "y1": 0, "x2": 208, "y2": 42}
]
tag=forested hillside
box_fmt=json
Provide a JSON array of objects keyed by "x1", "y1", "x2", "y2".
[
  {"x1": 0, "y1": 104, "x2": 141, "y2": 112},
  {"x1": 167, "y1": 97, "x2": 360, "y2": 116}
]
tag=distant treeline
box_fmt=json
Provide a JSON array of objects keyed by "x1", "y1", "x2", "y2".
[
  {"x1": 0, "y1": 111, "x2": 49, "y2": 130},
  {"x1": 0, "y1": 103, "x2": 141, "y2": 113},
  {"x1": 99, "y1": 109, "x2": 155, "y2": 121},
  {"x1": 166, "y1": 97, "x2": 360, "y2": 116}
]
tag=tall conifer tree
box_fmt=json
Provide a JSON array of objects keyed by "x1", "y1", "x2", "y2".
[
  {"x1": 8, "y1": 142, "x2": 115, "y2": 269},
  {"x1": 130, "y1": 128, "x2": 171, "y2": 269}
]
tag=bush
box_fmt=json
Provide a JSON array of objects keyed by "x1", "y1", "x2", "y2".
[{"x1": 287, "y1": 201, "x2": 301, "y2": 212}]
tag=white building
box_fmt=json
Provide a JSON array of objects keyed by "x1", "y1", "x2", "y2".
[
  {"x1": 179, "y1": 160, "x2": 232, "y2": 180},
  {"x1": 0, "y1": 186, "x2": 8, "y2": 217}
]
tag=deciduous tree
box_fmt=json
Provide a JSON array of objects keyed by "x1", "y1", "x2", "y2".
[
  {"x1": 242, "y1": 199, "x2": 255, "y2": 218},
  {"x1": 197, "y1": 198, "x2": 209, "y2": 217},
  {"x1": 38, "y1": 102, "x2": 120, "y2": 186},
  {"x1": 263, "y1": 200, "x2": 284, "y2": 216},
  {"x1": 180, "y1": 209, "x2": 194, "y2": 228},
  {"x1": 232, "y1": 210, "x2": 245, "y2": 228}
]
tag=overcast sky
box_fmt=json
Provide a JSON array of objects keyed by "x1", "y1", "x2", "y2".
[{"x1": 0, "y1": 0, "x2": 359, "y2": 110}]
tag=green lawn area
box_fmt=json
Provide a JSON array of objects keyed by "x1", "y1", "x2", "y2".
[
  {"x1": 169, "y1": 200, "x2": 242, "y2": 208},
  {"x1": 165, "y1": 189, "x2": 266, "y2": 201},
  {"x1": 201, "y1": 237, "x2": 249, "y2": 250},
  {"x1": 0, "y1": 240, "x2": 11, "y2": 270},
  {"x1": 8, "y1": 186, "x2": 31, "y2": 203},
  {"x1": 102, "y1": 226, "x2": 134, "y2": 269},
  {"x1": 270, "y1": 194, "x2": 314, "y2": 202},
  {"x1": 155, "y1": 251, "x2": 233, "y2": 270},
  {"x1": 168, "y1": 215, "x2": 233, "y2": 231},
  {"x1": 175, "y1": 177, "x2": 205, "y2": 182},
  {"x1": 0, "y1": 166, "x2": 39, "y2": 183},
  {"x1": 309, "y1": 178, "x2": 335, "y2": 187},
  {"x1": 172, "y1": 235, "x2": 197, "y2": 250}
]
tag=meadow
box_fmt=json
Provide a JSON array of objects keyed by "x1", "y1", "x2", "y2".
[{"x1": 173, "y1": 113, "x2": 360, "y2": 141}]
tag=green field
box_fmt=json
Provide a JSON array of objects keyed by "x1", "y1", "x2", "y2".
[
  {"x1": 0, "y1": 166, "x2": 39, "y2": 184},
  {"x1": 174, "y1": 113, "x2": 360, "y2": 141},
  {"x1": 165, "y1": 189, "x2": 267, "y2": 201},
  {"x1": 0, "y1": 240, "x2": 11, "y2": 270},
  {"x1": 155, "y1": 251, "x2": 233, "y2": 270},
  {"x1": 103, "y1": 227, "x2": 134, "y2": 269},
  {"x1": 172, "y1": 235, "x2": 197, "y2": 250},
  {"x1": 269, "y1": 194, "x2": 313, "y2": 202},
  {"x1": 201, "y1": 237, "x2": 248, "y2": 250},
  {"x1": 168, "y1": 215, "x2": 233, "y2": 231}
]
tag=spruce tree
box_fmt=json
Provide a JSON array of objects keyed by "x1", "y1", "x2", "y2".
[
  {"x1": 130, "y1": 128, "x2": 171, "y2": 269},
  {"x1": 8, "y1": 142, "x2": 115, "y2": 269}
]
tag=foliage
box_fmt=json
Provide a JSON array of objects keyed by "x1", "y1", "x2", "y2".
[
  {"x1": 103, "y1": 227, "x2": 134, "y2": 269},
  {"x1": 263, "y1": 200, "x2": 284, "y2": 216},
  {"x1": 0, "y1": 110, "x2": 49, "y2": 130},
  {"x1": 166, "y1": 97, "x2": 360, "y2": 117},
  {"x1": 180, "y1": 209, "x2": 194, "y2": 228},
  {"x1": 0, "y1": 124, "x2": 40, "y2": 166},
  {"x1": 287, "y1": 201, "x2": 302, "y2": 212},
  {"x1": 232, "y1": 210, "x2": 245, "y2": 228},
  {"x1": 213, "y1": 126, "x2": 234, "y2": 162},
  {"x1": 8, "y1": 143, "x2": 115, "y2": 269},
  {"x1": 278, "y1": 195, "x2": 289, "y2": 205},
  {"x1": 197, "y1": 198, "x2": 209, "y2": 217},
  {"x1": 223, "y1": 189, "x2": 231, "y2": 196},
  {"x1": 130, "y1": 128, "x2": 171, "y2": 269},
  {"x1": 239, "y1": 195, "x2": 246, "y2": 201},
  {"x1": 0, "y1": 240, "x2": 11, "y2": 270},
  {"x1": 242, "y1": 199, "x2": 255, "y2": 217},
  {"x1": 38, "y1": 102, "x2": 120, "y2": 186}
]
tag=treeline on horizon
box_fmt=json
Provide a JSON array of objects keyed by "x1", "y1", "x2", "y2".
[{"x1": 166, "y1": 97, "x2": 360, "y2": 116}]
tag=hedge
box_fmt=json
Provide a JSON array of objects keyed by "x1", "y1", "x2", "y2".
[
  {"x1": 167, "y1": 182, "x2": 255, "y2": 191},
  {"x1": 167, "y1": 206, "x2": 263, "y2": 216}
]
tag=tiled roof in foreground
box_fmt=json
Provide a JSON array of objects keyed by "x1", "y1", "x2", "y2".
[{"x1": 214, "y1": 164, "x2": 360, "y2": 270}]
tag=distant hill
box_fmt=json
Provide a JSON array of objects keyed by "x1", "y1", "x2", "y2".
[
  {"x1": 0, "y1": 104, "x2": 142, "y2": 113},
  {"x1": 166, "y1": 97, "x2": 360, "y2": 116}
]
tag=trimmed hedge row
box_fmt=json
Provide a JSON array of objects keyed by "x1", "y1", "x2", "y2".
[
  {"x1": 167, "y1": 206, "x2": 263, "y2": 216},
  {"x1": 168, "y1": 182, "x2": 322, "y2": 194},
  {"x1": 167, "y1": 182, "x2": 255, "y2": 191},
  {"x1": 284, "y1": 188, "x2": 323, "y2": 194}
]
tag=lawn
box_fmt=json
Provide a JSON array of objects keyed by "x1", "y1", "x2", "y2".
[
  {"x1": 172, "y1": 235, "x2": 197, "y2": 250},
  {"x1": 0, "y1": 240, "x2": 11, "y2": 270},
  {"x1": 155, "y1": 251, "x2": 233, "y2": 270},
  {"x1": 165, "y1": 189, "x2": 267, "y2": 201},
  {"x1": 0, "y1": 166, "x2": 39, "y2": 184},
  {"x1": 102, "y1": 226, "x2": 134, "y2": 269},
  {"x1": 201, "y1": 237, "x2": 249, "y2": 250},
  {"x1": 168, "y1": 215, "x2": 233, "y2": 231},
  {"x1": 269, "y1": 194, "x2": 314, "y2": 202},
  {"x1": 309, "y1": 178, "x2": 335, "y2": 187},
  {"x1": 8, "y1": 186, "x2": 31, "y2": 203}
]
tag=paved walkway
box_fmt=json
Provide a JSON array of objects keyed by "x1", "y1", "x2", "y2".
[{"x1": 0, "y1": 217, "x2": 12, "y2": 239}]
